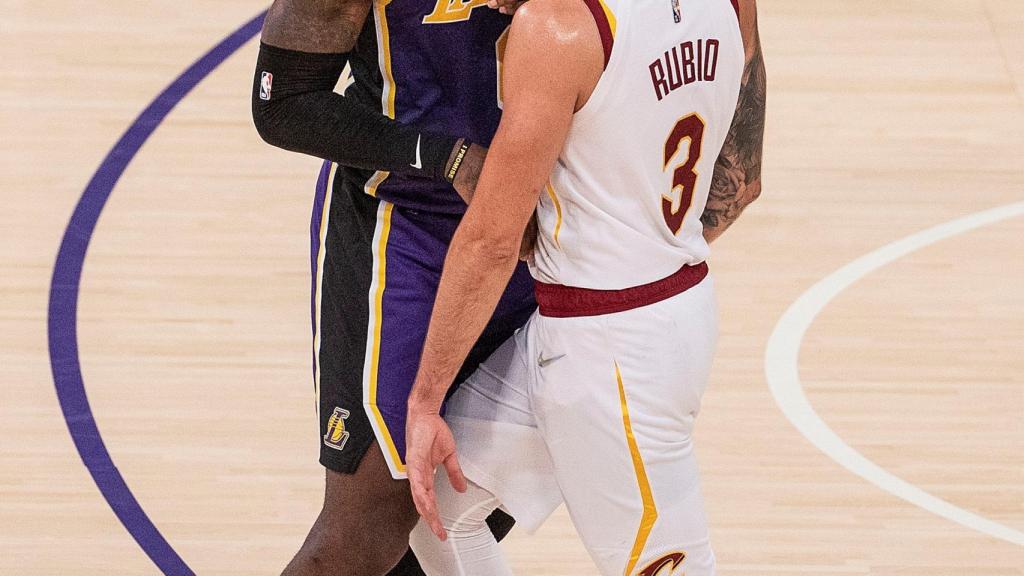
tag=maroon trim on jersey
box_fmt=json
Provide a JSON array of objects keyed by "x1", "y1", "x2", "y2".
[
  {"x1": 730, "y1": 0, "x2": 740, "y2": 19},
  {"x1": 582, "y1": 0, "x2": 614, "y2": 69},
  {"x1": 534, "y1": 261, "x2": 708, "y2": 318}
]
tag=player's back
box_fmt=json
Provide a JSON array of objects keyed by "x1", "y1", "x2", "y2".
[{"x1": 531, "y1": 0, "x2": 744, "y2": 289}]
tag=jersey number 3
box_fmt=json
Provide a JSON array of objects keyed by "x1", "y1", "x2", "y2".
[{"x1": 662, "y1": 114, "x2": 706, "y2": 235}]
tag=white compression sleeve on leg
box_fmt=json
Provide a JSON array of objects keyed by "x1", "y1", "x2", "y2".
[{"x1": 409, "y1": 479, "x2": 513, "y2": 576}]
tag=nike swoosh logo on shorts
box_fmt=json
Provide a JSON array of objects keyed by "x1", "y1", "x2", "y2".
[
  {"x1": 537, "y1": 353, "x2": 566, "y2": 368},
  {"x1": 410, "y1": 134, "x2": 422, "y2": 170}
]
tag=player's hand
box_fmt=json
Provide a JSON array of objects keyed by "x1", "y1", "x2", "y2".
[
  {"x1": 519, "y1": 212, "x2": 538, "y2": 262},
  {"x1": 451, "y1": 143, "x2": 487, "y2": 204},
  {"x1": 487, "y1": 0, "x2": 527, "y2": 15},
  {"x1": 405, "y1": 407, "x2": 467, "y2": 541}
]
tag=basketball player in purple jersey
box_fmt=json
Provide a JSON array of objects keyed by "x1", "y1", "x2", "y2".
[{"x1": 251, "y1": 0, "x2": 534, "y2": 573}]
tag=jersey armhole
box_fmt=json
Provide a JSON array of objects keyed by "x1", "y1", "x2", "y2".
[
  {"x1": 572, "y1": 0, "x2": 625, "y2": 118},
  {"x1": 730, "y1": 0, "x2": 740, "y2": 20},
  {"x1": 580, "y1": 0, "x2": 616, "y2": 69}
]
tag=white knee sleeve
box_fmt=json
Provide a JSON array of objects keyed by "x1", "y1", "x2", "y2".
[{"x1": 408, "y1": 479, "x2": 512, "y2": 576}]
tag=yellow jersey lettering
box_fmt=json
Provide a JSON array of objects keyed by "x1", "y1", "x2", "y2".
[{"x1": 422, "y1": 0, "x2": 489, "y2": 24}]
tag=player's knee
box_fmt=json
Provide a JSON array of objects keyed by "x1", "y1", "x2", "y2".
[
  {"x1": 301, "y1": 519, "x2": 411, "y2": 574},
  {"x1": 432, "y1": 480, "x2": 498, "y2": 536},
  {"x1": 303, "y1": 549, "x2": 396, "y2": 575},
  {"x1": 408, "y1": 520, "x2": 439, "y2": 556},
  {"x1": 410, "y1": 515, "x2": 510, "y2": 576},
  {"x1": 295, "y1": 486, "x2": 418, "y2": 573},
  {"x1": 442, "y1": 515, "x2": 488, "y2": 539},
  {"x1": 409, "y1": 517, "x2": 491, "y2": 576}
]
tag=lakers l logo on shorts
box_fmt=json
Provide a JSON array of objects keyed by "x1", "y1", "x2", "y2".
[
  {"x1": 323, "y1": 407, "x2": 351, "y2": 451},
  {"x1": 639, "y1": 551, "x2": 686, "y2": 576}
]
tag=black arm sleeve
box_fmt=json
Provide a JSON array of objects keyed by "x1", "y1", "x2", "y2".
[{"x1": 252, "y1": 42, "x2": 459, "y2": 182}]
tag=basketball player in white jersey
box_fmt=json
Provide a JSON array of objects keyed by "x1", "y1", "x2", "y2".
[{"x1": 404, "y1": 0, "x2": 765, "y2": 573}]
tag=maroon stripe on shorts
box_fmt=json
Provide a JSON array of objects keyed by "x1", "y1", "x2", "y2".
[
  {"x1": 581, "y1": 0, "x2": 614, "y2": 69},
  {"x1": 534, "y1": 262, "x2": 708, "y2": 318}
]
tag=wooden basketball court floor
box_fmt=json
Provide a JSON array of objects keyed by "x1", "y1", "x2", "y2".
[{"x1": 2, "y1": 1, "x2": 1022, "y2": 574}]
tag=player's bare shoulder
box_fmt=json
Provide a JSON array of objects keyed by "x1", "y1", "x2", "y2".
[
  {"x1": 262, "y1": 0, "x2": 372, "y2": 53},
  {"x1": 506, "y1": 0, "x2": 601, "y2": 62},
  {"x1": 505, "y1": 0, "x2": 604, "y2": 111}
]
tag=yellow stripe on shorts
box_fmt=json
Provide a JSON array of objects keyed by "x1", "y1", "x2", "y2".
[{"x1": 616, "y1": 361, "x2": 658, "y2": 575}]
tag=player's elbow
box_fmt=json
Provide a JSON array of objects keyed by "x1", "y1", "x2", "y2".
[
  {"x1": 745, "y1": 177, "x2": 762, "y2": 206},
  {"x1": 471, "y1": 235, "x2": 520, "y2": 265},
  {"x1": 252, "y1": 97, "x2": 288, "y2": 150},
  {"x1": 459, "y1": 222, "x2": 520, "y2": 264}
]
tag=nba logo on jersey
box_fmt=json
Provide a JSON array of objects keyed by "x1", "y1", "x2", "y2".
[
  {"x1": 323, "y1": 407, "x2": 350, "y2": 451},
  {"x1": 260, "y1": 71, "x2": 273, "y2": 101},
  {"x1": 670, "y1": 0, "x2": 682, "y2": 23}
]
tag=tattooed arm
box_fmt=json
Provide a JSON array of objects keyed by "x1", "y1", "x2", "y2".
[
  {"x1": 702, "y1": 0, "x2": 766, "y2": 243},
  {"x1": 261, "y1": 0, "x2": 370, "y2": 52}
]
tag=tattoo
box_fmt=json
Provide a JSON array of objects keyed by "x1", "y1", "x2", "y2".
[
  {"x1": 261, "y1": 0, "x2": 371, "y2": 54},
  {"x1": 701, "y1": 25, "x2": 766, "y2": 239}
]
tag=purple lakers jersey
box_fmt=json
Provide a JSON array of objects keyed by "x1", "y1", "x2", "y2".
[{"x1": 342, "y1": 0, "x2": 511, "y2": 214}]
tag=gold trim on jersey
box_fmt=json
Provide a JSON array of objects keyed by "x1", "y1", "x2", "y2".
[
  {"x1": 375, "y1": 0, "x2": 397, "y2": 119},
  {"x1": 364, "y1": 171, "x2": 390, "y2": 197},
  {"x1": 495, "y1": 27, "x2": 510, "y2": 109},
  {"x1": 616, "y1": 361, "x2": 658, "y2": 576},
  {"x1": 545, "y1": 182, "x2": 563, "y2": 248},
  {"x1": 367, "y1": 0, "x2": 396, "y2": 196}
]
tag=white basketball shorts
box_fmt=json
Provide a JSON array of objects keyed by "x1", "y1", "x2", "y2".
[{"x1": 444, "y1": 273, "x2": 719, "y2": 575}]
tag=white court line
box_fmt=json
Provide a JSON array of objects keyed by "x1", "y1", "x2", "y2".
[{"x1": 765, "y1": 201, "x2": 1024, "y2": 546}]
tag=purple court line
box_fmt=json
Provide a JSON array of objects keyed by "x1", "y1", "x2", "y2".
[{"x1": 47, "y1": 12, "x2": 266, "y2": 575}]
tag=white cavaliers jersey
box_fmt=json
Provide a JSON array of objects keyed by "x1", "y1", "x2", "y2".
[{"x1": 530, "y1": 0, "x2": 744, "y2": 289}]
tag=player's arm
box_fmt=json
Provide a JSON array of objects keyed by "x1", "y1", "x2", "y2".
[
  {"x1": 252, "y1": 0, "x2": 482, "y2": 199},
  {"x1": 404, "y1": 0, "x2": 603, "y2": 538},
  {"x1": 701, "y1": 0, "x2": 766, "y2": 243},
  {"x1": 410, "y1": 0, "x2": 600, "y2": 416}
]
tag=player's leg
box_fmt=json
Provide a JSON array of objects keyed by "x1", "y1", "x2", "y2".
[
  {"x1": 532, "y1": 278, "x2": 719, "y2": 575},
  {"x1": 408, "y1": 321, "x2": 563, "y2": 575},
  {"x1": 380, "y1": 196, "x2": 535, "y2": 571},
  {"x1": 288, "y1": 447, "x2": 512, "y2": 575},
  {"x1": 353, "y1": 199, "x2": 532, "y2": 573},
  {"x1": 284, "y1": 444, "x2": 418, "y2": 575},
  {"x1": 287, "y1": 165, "x2": 532, "y2": 574},
  {"x1": 409, "y1": 479, "x2": 512, "y2": 576},
  {"x1": 284, "y1": 165, "x2": 421, "y2": 575},
  {"x1": 393, "y1": 508, "x2": 516, "y2": 574}
]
